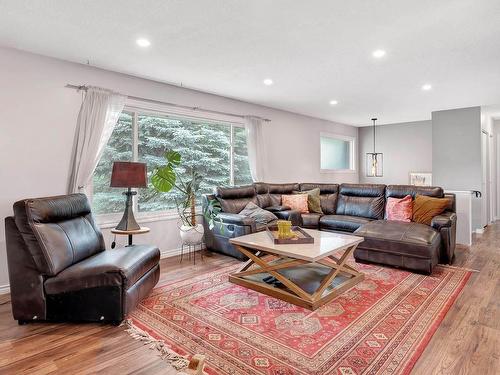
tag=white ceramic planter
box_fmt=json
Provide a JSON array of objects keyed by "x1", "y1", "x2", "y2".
[{"x1": 180, "y1": 224, "x2": 204, "y2": 245}]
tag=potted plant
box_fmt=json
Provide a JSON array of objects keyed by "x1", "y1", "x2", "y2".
[{"x1": 151, "y1": 150, "x2": 205, "y2": 245}]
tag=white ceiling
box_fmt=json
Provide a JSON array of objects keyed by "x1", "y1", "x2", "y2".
[{"x1": 1, "y1": 0, "x2": 500, "y2": 126}]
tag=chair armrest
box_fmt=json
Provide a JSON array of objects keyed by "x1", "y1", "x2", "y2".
[
  {"x1": 273, "y1": 210, "x2": 302, "y2": 226},
  {"x1": 265, "y1": 205, "x2": 292, "y2": 213},
  {"x1": 217, "y1": 212, "x2": 255, "y2": 226},
  {"x1": 431, "y1": 211, "x2": 457, "y2": 231}
]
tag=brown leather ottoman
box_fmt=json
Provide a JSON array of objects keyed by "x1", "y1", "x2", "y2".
[{"x1": 354, "y1": 220, "x2": 441, "y2": 274}]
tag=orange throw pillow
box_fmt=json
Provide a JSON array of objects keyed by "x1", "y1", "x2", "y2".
[
  {"x1": 281, "y1": 194, "x2": 309, "y2": 213},
  {"x1": 412, "y1": 195, "x2": 450, "y2": 225},
  {"x1": 386, "y1": 195, "x2": 413, "y2": 222}
]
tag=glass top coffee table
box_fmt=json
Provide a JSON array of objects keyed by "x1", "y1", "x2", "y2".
[{"x1": 229, "y1": 228, "x2": 364, "y2": 310}]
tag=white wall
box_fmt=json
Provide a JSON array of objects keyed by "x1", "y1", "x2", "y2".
[
  {"x1": 0, "y1": 47, "x2": 358, "y2": 289},
  {"x1": 358, "y1": 120, "x2": 432, "y2": 184}
]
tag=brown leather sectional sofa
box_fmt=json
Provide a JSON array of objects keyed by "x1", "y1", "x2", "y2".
[
  {"x1": 5, "y1": 194, "x2": 160, "y2": 325},
  {"x1": 203, "y1": 183, "x2": 457, "y2": 274}
]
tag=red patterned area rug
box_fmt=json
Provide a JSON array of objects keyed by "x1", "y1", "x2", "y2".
[{"x1": 129, "y1": 261, "x2": 470, "y2": 375}]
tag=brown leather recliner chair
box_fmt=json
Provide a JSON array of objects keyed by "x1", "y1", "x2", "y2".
[{"x1": 5, "y1": 194, "x2": 160, "y2": 325}]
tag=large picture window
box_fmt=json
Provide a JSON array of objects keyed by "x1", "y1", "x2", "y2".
[{"x1": 92, "y1": 109, "x2": 253, "y2": 216}]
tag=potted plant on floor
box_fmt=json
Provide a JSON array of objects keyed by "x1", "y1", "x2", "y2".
[{"x1": 151, "y1": 150, "x2": 205, "y2": 245}]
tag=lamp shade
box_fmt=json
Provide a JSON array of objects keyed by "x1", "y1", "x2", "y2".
[{"x1": 110, "y1": 162, "x2": 147, "y2": 188}]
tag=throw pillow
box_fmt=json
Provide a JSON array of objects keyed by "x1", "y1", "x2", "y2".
[
  {"x1": 292, "y1": 188, "x2": 323, "y2": 214},
  {"x1": 385, "y1": 195, "x2": 413, "y2": 222},
  {"x1": 281, "y1": 194, "x2": 309, "y2": 213},
  {"x1": 239, "y1": 201, "x2": 278, "y2": 225},
  {"x1": 412, "y1": 194, "x2": 450, "y2": 225}
]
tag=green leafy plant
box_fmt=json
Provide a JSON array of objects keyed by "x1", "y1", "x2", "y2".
[
  {"x1": 151, "y1": 150, "x2": 202, "y2": 226},
  {"x1": 152, "y1": 149, "x2": 225, "y2": 231},
  {"x1": 204, "y1": 198, "x2": 223, "y2": 230}
]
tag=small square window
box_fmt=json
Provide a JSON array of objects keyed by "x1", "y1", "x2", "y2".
[{"x1": 320, "y1": 133, "x2": 355, "y2": 172}]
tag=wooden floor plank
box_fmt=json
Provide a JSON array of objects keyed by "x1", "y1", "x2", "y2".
[{"x1": 0, "y1": 224, "x2": 498, "y2": 374}]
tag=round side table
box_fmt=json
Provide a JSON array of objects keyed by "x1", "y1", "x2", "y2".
[{"x1": 111, "y1": 227, "x2": 150, "y2": 247}]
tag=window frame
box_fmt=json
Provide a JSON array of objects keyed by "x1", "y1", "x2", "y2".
[
  {"x1": 92, "y1": 105, "x2": 250, "y2": 225},
  {"x1": 319, "y1": 132, "x2": 357, "y2": 174}
]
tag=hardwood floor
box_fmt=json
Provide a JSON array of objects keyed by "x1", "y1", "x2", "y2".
[{"x1": 0, "y1": 224, "x2": 498, "y2": 374}]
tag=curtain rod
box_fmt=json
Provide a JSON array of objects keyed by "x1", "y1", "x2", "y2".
[{"x1": 65, "y1": 84, "x2": 271, "y2": 122}]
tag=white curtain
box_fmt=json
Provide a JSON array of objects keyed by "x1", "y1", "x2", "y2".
[
  {"x1": 68, "y1": 86, "x2": 126, "y2": 194},
  {"x1": 244, "y1": 116, "x2": 266, "y2": 182}
]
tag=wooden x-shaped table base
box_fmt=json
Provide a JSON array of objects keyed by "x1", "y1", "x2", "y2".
[{"x1": 229, "y1": 243, "x2": 364, "y2": 310}]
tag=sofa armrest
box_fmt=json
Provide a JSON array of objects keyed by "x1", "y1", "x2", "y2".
[
  {"x1": 273, "y1": 210, "x2": 302, "y2": 226},
  {"x1": 265, "y1": 205, "x2": 292, "y2": 213},
  {"x1": 431, "y1": 211, "x2": 457, "y2": 265},
  {"x1": 431, "y1": 211, "x2": 457, "y2": 231},
  {"x1": 217, "y1": 212, "x2": 255, "y2": 226}
]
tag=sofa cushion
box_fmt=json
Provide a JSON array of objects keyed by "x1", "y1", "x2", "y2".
[
  {"x1": 264, "y1": 183, "x2": 300, "y2": 206},
  {"x1": 44, "y1": 244, "x2": 160, "y2": 295},
  {"x1": 239, "y1": 202, "x2": 278, "y2": 225},
  {"x1": 320, "y1": 214, "x2": 373, "y2": 232},
  {"x1": 354, "y1": 220, "x2": 440, "y2": 260},
  {"x1": 386, "y1": 185, "x2": 443, "y2": 199},
  {"x1": 301, "y1": 213, "x2": 321, "y2": 229},
  {"x1": 215, "y1": 185, "x2": 257, "y2": 213},
  {"x1": 386, "y1": 195, "x2": 413, "y2": 222},
  {"x1": 13, "y1": 194, "x2": 105, "y2": 276},
  {"x1": 336, "y1": 184, "x2": 386, "y2": 220}
]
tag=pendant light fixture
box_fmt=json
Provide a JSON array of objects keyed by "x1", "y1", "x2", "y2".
[{"x1": 366, "y1": 118, "x2": 383, "y2": 177}]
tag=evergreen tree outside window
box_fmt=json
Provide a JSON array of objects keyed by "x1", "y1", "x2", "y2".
[{"x1": 92, "y1": 110, "x2": 253, "y2": 215}]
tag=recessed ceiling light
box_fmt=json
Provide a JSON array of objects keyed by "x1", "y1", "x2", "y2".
[
  {"x1": 421, "y1": 84, "x2": 432, "y2": 91},
  {"x1": 136, "y1": 38, "x2": 151, "y2": 47},
  {"x1": 263, "y1": 78, "x2": 274, "y2": 86},
  {"x1": 372, "y1": 49, "x2": 386, "y2": 58},
  {"x1": 329, "y1": 100, "x2": 338, "y2": 105}
]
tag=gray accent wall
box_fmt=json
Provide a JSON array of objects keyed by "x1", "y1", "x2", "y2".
[
  {"x1": 432, "y1": 106, "x2": 482, "y2": 230},
  {"x1": 359, "y1": 120, "x2": 432, "y2": 184},
  {"x1": 432, "y1": 107, "x2": 482, "y2": 190}
]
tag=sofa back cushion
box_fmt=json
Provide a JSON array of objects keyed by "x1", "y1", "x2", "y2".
[
  {"x1": 253, "y1": 182, "x2": 271, "y2": 207},
  {"x1": 215, "y1": 185, "x2": 257, "y2": 213},
  {"x1": 254, "y1": 183, "x2": 300, "y2": 207},
  {"x1": 386, "y1": 185, "x2": 443, "y2": 199},
  {"x1": 336, "y1": 184, "x2": 386, "y2": 219},
  {"x1": 299, "y1": 183, "x2": 339, "y2": 214},
  {"x1": 13, "y1": 194, "x2": 105, "y2": 276}
]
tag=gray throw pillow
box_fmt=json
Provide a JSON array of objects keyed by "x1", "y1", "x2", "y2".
[{"x1": 239, "y1": 202, "x2": 278, "y2": 225}]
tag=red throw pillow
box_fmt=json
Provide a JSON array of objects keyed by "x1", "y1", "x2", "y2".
[
  {"x1": 386, "y1": 195, "x2": 413, "y2": 222},
  {"x1": 281, "y1": 194, "x2": 309, "y2": 213}
]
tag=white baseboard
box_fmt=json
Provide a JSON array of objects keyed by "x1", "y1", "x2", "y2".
[
  {"x1": 160, "y1": 247, "x2": 183, "y2": 259},
  {"x1": 160, "y1": 245, "x2": 205, "y2": 259},
  {"x1": 0, "y1": 285, "x2": 10, "y2": 295}
]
